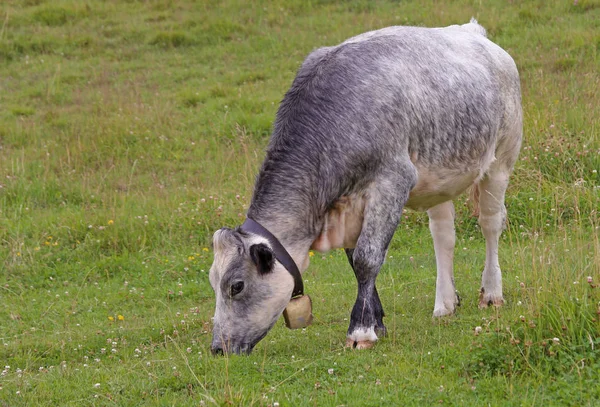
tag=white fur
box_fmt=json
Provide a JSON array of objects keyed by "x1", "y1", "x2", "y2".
[{"x1": 347, "y1": 327, "x2": 378, "y2": 343}]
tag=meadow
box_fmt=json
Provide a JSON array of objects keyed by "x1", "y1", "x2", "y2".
[{"x1": 0, "y1": 0, "x2": 599, "y2": 405}]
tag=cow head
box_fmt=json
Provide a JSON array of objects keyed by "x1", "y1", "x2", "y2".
[{"x1": 208, "y1": 227, "x2": 296, "y2": 354}]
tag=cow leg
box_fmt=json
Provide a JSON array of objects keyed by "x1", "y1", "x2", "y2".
[
  {"x1": 478, "y1": 166, "x2": 510, "y2": 308},
  {"x1": 428, "y1": 201, "x2": 460, "y2": 317},
  {"x1": 346, "y1": 174, "x2": 414, "y2": 349},
  {"x1": 345, "y1": 248, "x2": 386, "y2": 337}
]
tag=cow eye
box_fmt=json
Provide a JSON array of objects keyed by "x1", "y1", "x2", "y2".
[{"x1": 230, "y1": 281, "x2": 244, "y2": 297}]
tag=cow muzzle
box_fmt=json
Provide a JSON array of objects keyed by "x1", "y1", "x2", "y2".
[{"x1": 210, "y1": 342, "x2": 253, "y2": 355}]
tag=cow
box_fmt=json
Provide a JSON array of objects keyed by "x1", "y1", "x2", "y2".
[{"x1": 209, "y1": 19, "x2": 522, "y2": 354}]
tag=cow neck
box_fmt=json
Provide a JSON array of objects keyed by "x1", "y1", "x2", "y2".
[{"x1": 240, "y1": 218, "x2": 304, "y2": 299}]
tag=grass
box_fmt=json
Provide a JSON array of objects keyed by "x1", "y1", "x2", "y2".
[{"x1": 0, "y1": 0, "x2": 599, "y2": 405}]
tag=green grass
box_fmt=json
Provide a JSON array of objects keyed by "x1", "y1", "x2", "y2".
[{"x1": 1, "y1": 0, "x2": 599, "y2": 405}]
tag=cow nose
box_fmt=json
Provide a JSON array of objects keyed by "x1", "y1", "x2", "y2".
[{"x1": 211, "y1": 346, "x2": 224, "y2": 356}]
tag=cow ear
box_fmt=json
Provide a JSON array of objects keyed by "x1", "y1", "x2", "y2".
[{"x1": 249, "y1": 243, "x2": 275, "y2": 275}]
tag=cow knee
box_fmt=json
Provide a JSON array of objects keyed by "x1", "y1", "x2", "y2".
[{"x1": 352, "y1": 249, "x2": 384, "y2": 280}]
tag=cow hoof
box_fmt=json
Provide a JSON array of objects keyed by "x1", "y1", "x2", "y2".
[
  {"x1": 479, "y1": 288, "x2": 504, "y2": 309},
  {"x1": 432, "y1": 306, "x2": 455, "y2": 317},
  {"x1": 478, "y1": 297, "x2": 504, "y2": 308},
  {"x1": 432, "y1": 292, "x2": 460, "y2": 317},
  {"x1": 345, "y1": 338, "x2": 376, "y2": 350}
]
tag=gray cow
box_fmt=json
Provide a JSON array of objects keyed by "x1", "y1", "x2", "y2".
[{"x1": 209, "y1": 19, "x2": 522, "y2": 354}]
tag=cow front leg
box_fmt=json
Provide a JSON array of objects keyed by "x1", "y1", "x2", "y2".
[
  {"x1": 428, "y1": 201, "x2": 460, "y2": 317},
  {"x1": 345, "y1": 249, "x2": 386, "y2": 338},
  {"x1": 345, "y1": 174, "x2": 413, "y2": 349}
]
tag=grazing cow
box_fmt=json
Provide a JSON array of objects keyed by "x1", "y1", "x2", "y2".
[{"x1": 209, "y1": 19, "x2": 522, "y2": 354}]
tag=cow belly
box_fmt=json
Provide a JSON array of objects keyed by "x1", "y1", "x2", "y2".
[{"x1": 406, "y1": 166, "x2": 480, "y2": 211}]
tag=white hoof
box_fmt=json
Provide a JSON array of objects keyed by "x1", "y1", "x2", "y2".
[{"x1": 432, "y1": 292, "x2": 459, "y2": 317}]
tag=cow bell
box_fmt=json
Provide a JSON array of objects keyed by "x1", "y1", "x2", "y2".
[{"x1": 283, "y1": 295, "x2": 313, "y2": 329}]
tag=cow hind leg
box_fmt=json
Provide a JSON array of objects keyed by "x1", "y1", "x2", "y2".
[
  {"x1": 477, "y1": 164, "x2": 511, "y2": 308},
  {"x1": 346, "y1": 172, "x2": 415, "y2": 349},
  {"x1": 428, "y1": 201, "x2": 460, "y2": 317}
]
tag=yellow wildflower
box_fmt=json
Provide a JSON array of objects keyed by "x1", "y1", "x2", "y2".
[
  {"x1": 108, "y1": 220, "x2": 114, "y2": 225},
  {"x1": 188, "y1": 256, "x2": 195, "y2": 261},
  {"x1": 117, "y1": 315, "x2": 124, "y2": 321},
  {"x1": 108, "y1": 316, "x2": 114, "y2": 321},
  {"x1": 202, "y1": 247, "x2": 209, "y2": 252},
  {"x1": 309, "y1": 251, "x2": 314, "y2": 257}
]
